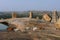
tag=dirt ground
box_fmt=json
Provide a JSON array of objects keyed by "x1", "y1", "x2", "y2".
[{"x1": 0, "y1": 29, "x2": 60, "y2": 40}]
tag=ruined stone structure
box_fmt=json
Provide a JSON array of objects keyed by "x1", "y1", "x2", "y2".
[
  {"x1": 12, "y1": 12, "x2": 17, "y2": 18},
  {"x1": 51, "y1": 10, "x2": 57, "y2": 23},
  {"x1": 29, "y1": 11, "x2": 33, "y2": 19},
  {"x1": 43, "y1": 14, "x2": 51, "y2": 22}
]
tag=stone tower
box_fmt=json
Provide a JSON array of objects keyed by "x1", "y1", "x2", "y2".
[
  {"x1": 12, "y1": 12, "x2": 17, "y2": 18},
  {"x1": 29, "y1": 11, "x2": 32, "y2": 19},
  {"x1": 51, "y1": 10, "x2": 57, "y2": 23}
]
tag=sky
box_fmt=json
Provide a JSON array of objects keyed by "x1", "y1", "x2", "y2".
[{"x1": 0, "y1": 0, "x2": 60, "y2": 11}]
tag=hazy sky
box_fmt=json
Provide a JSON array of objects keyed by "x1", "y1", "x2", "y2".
[{"x1": 0, "y1": 0, "x2": 60, "y2": 11}]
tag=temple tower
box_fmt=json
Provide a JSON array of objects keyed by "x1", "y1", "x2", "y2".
[
  {"x1": 12, "y1": 12, "x2": 17, "y2": 18},
  {"x1": 29, "y1": 11, "x2": 33, "y2": 19},
  {"x1": 51, "y1": 10, "x2": 57, "y2": 23}
]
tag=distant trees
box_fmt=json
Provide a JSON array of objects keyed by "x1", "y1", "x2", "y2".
[
  {"x1": 0, "y1": 13, "x2": 43, "y2": 19},
  {"x1": 0, "y1": 11, "x2": 52, "y2": 19}
]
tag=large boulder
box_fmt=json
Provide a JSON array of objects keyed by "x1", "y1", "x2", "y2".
[{"x1": 11, "y1": 21, "x2": 26, "y2": 32}]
